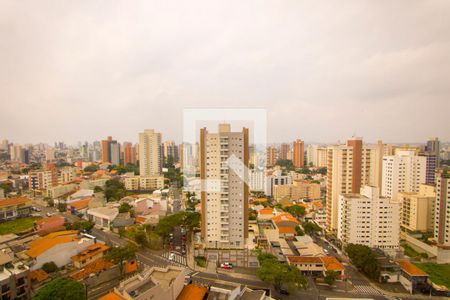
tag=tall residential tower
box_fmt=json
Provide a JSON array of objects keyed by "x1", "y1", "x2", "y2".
[{"x1": 200, "y1": 124, "x2": 249, "y2": 249}]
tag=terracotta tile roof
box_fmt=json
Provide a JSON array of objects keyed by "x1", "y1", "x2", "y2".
[
  {"x1": 71, "y1": 243, "x2": 109, "y2": 262},
  {"x1": 135, "y1": 216, "x2": 147, "y2": 224},
  {"x1": 278, "y1": 226, "x2": 296, "y2": 234},
  {"x1": 98, "y1": 292, "x2": 126, "y2": 300},
  {"x1": 320, "y1": 256, "x2": 344, "y2": 271},
  {"x1": 69, "y1": 198, "x2": 92, "y2": 210},
  {"x1": 71, "y1": 258, "x2": 113, "y2": 280},
  {"x1": 29, "y1": 269, "x2": 49, "y2": 283},
  {"x1": 35, "y1": 215, "x2": 64, "y2": 225},
  {"x1": 26, "y1": 231, "x2": 78, "y2": 258},
  {"x1": 312, "y1": 201, "x2": 323, "y2": 210},
  {"x1": 272, "y1": 213, "x2": 299, "y2": 224},
  {"x1": 124, "y1": 259, "x2": 138, "y2": 274},
  {"x1": 177, "y1": 284, "x2": 208, "y2": 300},
  {"x1": 287, "y1": 256, "x2": 322, "y2": 263},
  {"x1": 0, "y1": 197, "x2": 32, "y2": 208},
  {"x1": 396, "y1": 260, "x2": 427, "y2": 277},
  {"x1": 258, "y1": 208, "x2": 273, "y2": 215}
]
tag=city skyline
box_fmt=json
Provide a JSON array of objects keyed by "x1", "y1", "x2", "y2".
[{"x1": 1, "y1": 2, "x2": 450, "y2": 144}]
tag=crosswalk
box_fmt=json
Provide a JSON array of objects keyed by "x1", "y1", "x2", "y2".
[
  {"x1": 350, "y1": 283, "x2": 381, "y2": 295},
  {"x1": 161, "y1": 251, "x2": 187, "y2": 266}
]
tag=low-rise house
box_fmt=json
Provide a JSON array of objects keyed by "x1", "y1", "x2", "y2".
[
  {"x1": 67, "y1": 189, "x2": 94, "y2": 203},
  {"x1": 287, "y1": 255, "x2": 344, "y2": 278},
  {"x1": 0, "y1": 197, "x2": 32, "y2": 221},
  {"x1": 34, "y1": 215, "x2": 65, "y2": 234},
  {"x1": 277, "y1": 226, "x2": 296, "y2": 238},
  {"x1": 24, "y1": 230, "x2": 95, "y2": 270},
  {"x1": 257, "y1": 207, "x2": 275, "y2": 221},
  {"x1": 271, "y1": 213, "x2": 299, "y2": 228},
  {"x1": 395, "y1": 260, "x2": 429, "y2": 294},
  {"x1": 87, "y1": 207, "x2": 119, "y2": 230},
  {"x1": 0, "y1": 248, "x2": 31, "y2": 300},
  {"x1": 112, "y1": 266, "x2": 184, "y2": 300},
  {"x1": 67, "y1": 198, "x2": 92, "y2": 216},
  {"x1": 71, "y1": 243, "x2": 109, "y2": 269}
]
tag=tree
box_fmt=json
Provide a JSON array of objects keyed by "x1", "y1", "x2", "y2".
[
  {"x1": 276, "y1": 159, "x2": 294, "y2": 170},
  {"x1": 256, "y1": 252, "x2": 307, "y2": 292},
  {"x1": 83, "y1": 164, "x2": 99, "y2": 173},
  {"x1": 57, "y1": 202, "x2": 67, "y2": 212},
  {"x1": 0, "y1": 181, "x2": 13, "y2": 194},
  {"x1": 119, "y1": 202, "x2": 132, "y2": 213},
  {"x1": 249, "y1": 210, "x2": 257, "y2": 220},
  {"x1": 105, "y1": 244, "x2": 137, "y2": 275},
  {"x1": 345, "y1": 243, "x2": 380, "y2": 280},
  {"x1": 42, "y1": 262, "x2": 58, "y2": 273},
  {"x1": 295, "y1": 225, "x2": 305, "y2": 236},
  {"x1": 104, "y1": 179, "x2": 127, "y2": 201},
  {"x1": 302, "y1": 221, "x2": 322, "y2": 236},
  {"x1": 324, "y1": 270, "x2": 339, "y2": 287},
  {"x1": 297, "y1": 167, "x2": 311, "y2": 174},
  {"x1": 93, "y1": 186, "x2": 103, "y2": 193},
  {"x1": 134, "y1": 230, "x2": 148, "y2": 246},
  {"x1": 68, "y1": 221, "x2": 95, "y2": 233},
  {"x1": 285, "y1": 205, "x2": 306, "y2": 218},
  {"x1": 32, "y1": 278, "x2": 85, "y2": 300}
]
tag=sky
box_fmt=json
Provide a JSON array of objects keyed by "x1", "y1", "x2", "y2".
[{"x1": 1, "y1": 1, "x2": 450, "y2": 145}]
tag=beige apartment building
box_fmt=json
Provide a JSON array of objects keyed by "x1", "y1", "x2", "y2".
[
  {"x1": 139, "y1": 129, "x2": 162, "y2": 176},
  {"x1": 326, "y1": 138, "x2": 388, "y2": 231},
  {"x1": 124, "y1": 176, "x2": 164, "y2": 191},
  {"x1": 435, "y1": 168, "x2": 450, "y2": 246},
  {"x1": 273, "y1": 180, "x2": 320, "y2": 204},
  {"x1": 200, "y1": 124, "x2": 249, "y2": 249},
  {"x1": 398, "y1": 184, "x2": 435, "y2": 232}
]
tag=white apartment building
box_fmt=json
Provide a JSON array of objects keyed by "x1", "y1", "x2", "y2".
[
  {"x1": 326, "y1": 138, "x2": 384, "y2": 231},
  {"x1": 249, "y1": 169, "x2": 265, "y2": 192},
  {"x1": 435, "y1": 169, "x2": 450, "y2": 246},
  {"x1": 306, "y1": 145, "x2": 327, "y2": 167},
  {"x1": 139, "y1": 129, "x2": 162, "y2": 176},
  {"x1": 338, "y1": 185, "x2": 400, "y2": 251},
  {"x1": 382, "y1": 150, "x2": 426, "y2": 200},
  {"x1": 398, "y1": 184, "x2": 435, "y2": 232},
  {"x1": 200, "y1": 124, "x2": 249, "y2": 249}
]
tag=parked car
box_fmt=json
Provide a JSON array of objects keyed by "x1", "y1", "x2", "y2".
[
  {"x1": 46, "y1": 212, "x2": 54, "y2": 217},
  {"x1": 169, "y1": 253, "x2": 175, "y2": 261},
  {"x1": 220, "y1": 262, "x2": 233, "y2": 269}
]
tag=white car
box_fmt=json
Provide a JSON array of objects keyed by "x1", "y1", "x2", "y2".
[
  {"x1": 46, "y1": 212, "x2": 54, "y2": 217},
  {"x1": 169, "y1": 253, "x2": 175, "y2": 261}
]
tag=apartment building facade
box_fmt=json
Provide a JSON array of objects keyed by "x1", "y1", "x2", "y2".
[
  {"x1": 382, "y1": 150, "x2": 426, "y2": 200},
  {"x1": 139, "y1": 129, "x2": 162, "y2": 176},
  {"x1": 200, "y1": 124, "x2": 249, "y2": 249},
  {"x1": 337, "y1": 186, "x2": 400, "y2": 251}
]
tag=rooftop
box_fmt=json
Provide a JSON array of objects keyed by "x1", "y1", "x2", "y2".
[
  {"x1": 26, "y1": 230, "x2": 78, "y2": 258},
  {"x1": 0, "y1": 197, "x2": 32, "y2": 208},
  {"x1": 396, "y1": 260, "x2": 427, "y2": 277},
  {"x1": 71, "y1": 243, "x2": 109, "y2": 262},
  {"x1": 177, "y1": 284, "x2": 207, "y2": 300}
]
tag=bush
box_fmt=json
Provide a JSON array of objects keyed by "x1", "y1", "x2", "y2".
[
  {"x1": 42, "y1": 262, "x2": 58, "y2": 273},
  {"x1": 195, "y1": 256, "x2": 206, "y2": 267}
]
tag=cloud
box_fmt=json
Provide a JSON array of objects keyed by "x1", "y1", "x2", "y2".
[{"x1": 0, "y1": 0, "x2": 449, "y2": 144}]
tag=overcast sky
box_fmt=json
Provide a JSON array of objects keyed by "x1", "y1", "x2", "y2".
[{"x1": 1, "y1": 1, "x2": 449, "y2": 145}]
